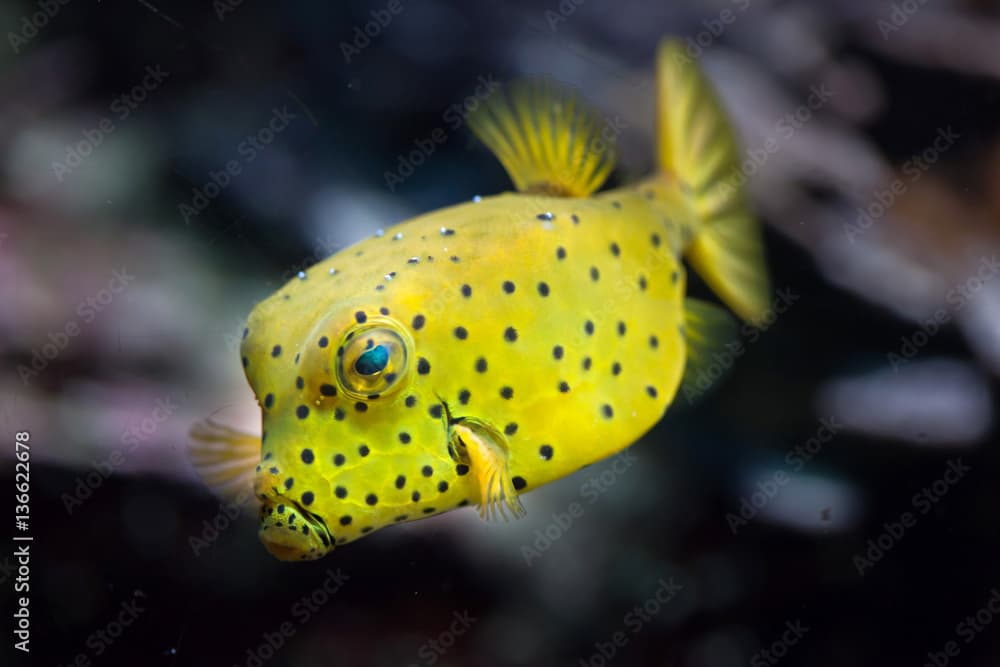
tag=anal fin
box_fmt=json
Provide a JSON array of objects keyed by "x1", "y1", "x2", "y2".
[{"x1": 679, "y1": 298, "x2": 739, "y2": 403}]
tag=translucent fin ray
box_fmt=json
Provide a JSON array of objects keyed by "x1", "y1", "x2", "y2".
[{"x1": 467, "y1": 78, "x2": 617, "y2": 197}]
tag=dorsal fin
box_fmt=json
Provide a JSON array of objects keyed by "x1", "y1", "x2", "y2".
[
  {"x1": 189, "y1": 419, "x2": 260, "y2": 503},
  {"x1": 467, "y1": 78, "x2": 617, "y2": 197}
]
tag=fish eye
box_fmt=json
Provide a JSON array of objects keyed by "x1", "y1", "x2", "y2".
[
  {"x1": 355, "y1": 344, "x2": 389, "y2": 375},
  {"x1": 337, "y1": 323, "x2": 409, "y2": 399}
]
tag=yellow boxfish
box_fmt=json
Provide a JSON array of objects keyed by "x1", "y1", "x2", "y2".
[{"x1": 191, "y1": 39, "x2": 770, "y2": 561}]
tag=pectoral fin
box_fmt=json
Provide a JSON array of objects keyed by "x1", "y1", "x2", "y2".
[
  {"x1": 450, "y1": 418, "x2": 526, "y2": 522},
  {"x1": 189, "y1": 419, "x2": 260, "y2": 503}
]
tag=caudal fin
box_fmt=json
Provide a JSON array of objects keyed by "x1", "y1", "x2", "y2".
[{"x1": 655, "y1": 39, "x2": 770, "y2": 324}]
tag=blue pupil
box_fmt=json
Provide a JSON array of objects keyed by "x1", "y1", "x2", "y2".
[{"x1": 355, "y1": 344, "x2": 389, "y2": 375}]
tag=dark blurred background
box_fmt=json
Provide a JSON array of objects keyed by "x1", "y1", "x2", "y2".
[{"x1": 3, "y1": 1, "x2": 1000, "y2": 666}]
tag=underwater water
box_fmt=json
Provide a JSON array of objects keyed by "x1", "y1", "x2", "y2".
[{"x1": 3, "y1": 1, "x2": 1000, "y2": 666}]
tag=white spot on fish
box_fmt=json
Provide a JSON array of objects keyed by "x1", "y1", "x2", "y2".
[
  {"x1": 393, "y1": 232, "x2": 404, "y2": 240},
  {"x1": 328, "y1": 267, "x2": 337, "y2": 275},
  {"x1": 297, "y1": 271, "x2": 307, "y2": 280},
  {"x1": 375, "y1": 229, "x2": 385, "y2": 237},
  {"x1": 472, "y1": 195, "x2": 482, "y2": 203}
]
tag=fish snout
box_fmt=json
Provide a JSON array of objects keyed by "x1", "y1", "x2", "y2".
[{"x1": 257, "y1": 499, "x2": 332, "y2": 561}]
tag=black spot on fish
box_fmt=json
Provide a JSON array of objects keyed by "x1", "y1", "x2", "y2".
[
  {"x1": 417, "y1": 357, "x2": 431, "y2": 374},
  {"x1": 365, "y1": 493, "x2": 378, "y2": 506},
  {"x1": 301, "y1": 491, "x2": 314, "y2": 506},
  {"x1": 456, "y1": 464, "x2": 469, "y2": 476},
  {"x1": 264, "y1": 393, "x2": 274, "y2": 409},
  {"x1": 320, "y1": 384, "x2": 337, "y2": 397},
  {"x1": 399, "y1": 432, "x2": 411, "y2": 444},
  {"x1": 358, "y1": 444, "x2": 370, "y2": 457},
  {"x1": 512, "y1": 476, "x2": 527, "y2": 490},
  {"x1": 502, "y1": 280, "x2": 515, "y2": 294},
  {"x1": 504, "y1": 327, "x2": 518, "y2": 342},
  {"x1": 500, "y1": 386, "x2": 514, "y2": 400},
  {"x1": 553, "y1": 345, "x2": 564, "y2": 360},
  {"x1": 610, "y1": 242, "x2": 620, "y2": 257},
  {"x1": 646, "y1": 386, "x2": 658, "y2": 398},
  {"x1": 395, "y1": 475, "x2": 406, "y2": 489},
  {"x1": 405, "y1": 395, "x2": 417, "y2": 407},
  {"x1": 318, "y1": 336, "x2": 329, "y2": 348},
  {"x1": 422, "y1": 465, "x2": 433, "y2": 477},
  {"x1": 296, "y1": 405, "x2": 309, "y2": 420},
  {"x1": 340, "y1": 516, "x2": 352, "y2": 526},
  {"x1": 558, "y1": 381, "x2": 570, "y2": 393},
  {"x1": 301, "y1": 449, "x2": 314, "y2": 464},
  {"x1": 355, "y1": 311, "x2": 367, "y2": 323},
  {"x1": 355, "y1": 401, "x2": 368, "y2": 412},
  {"x1": 458, "y1": 389, "x2": 471, "y2": 405},
  {"x1": 428, "y1": 404, "x2": 443, "y2": 419},
  {"x1": 538, "y1": 282, "x2": 550, "y2": 297},
  {"x1": 438, "y1": 481, "x2": 449, "y2": 493},
  {"x1": 412, "y1": 314, "x2": 425, "y2": 330},
  {"x1": 271, "y1": 345, "x2": 282, "y2": 358},
  {"x1": 584, "y1": 320, "x2": 594, "y2": 335},
  {"x1": 504, "y1": 422, "x2": 518, "y2": 436},
  {"x1": 557, "y1": 246, "x2": 566, "y2": 260},
  {"x1": 476, "y1": 357, "x2": 488, "y2": 373},
  {"x1": 602, "y1": 404, "x2": 614, "y2": 419},
  {"x1": 461, "y1": 284, "x2": 472, "y2": 298},
  {"x1": 335, "y1": 486, "x2": 347, "y2": 498},
  {"x1": 454, "y1": 326, "x2": 468, "y2": 340},
  {"x1": 540, "y1": 445, "x2": 553, "y2": 460},
  {"x1": 333, "y1": 454, "x2": 346, "y2": 466}
]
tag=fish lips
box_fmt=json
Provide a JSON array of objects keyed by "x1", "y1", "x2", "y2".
[{"x1": 257, "y1": 498, "x2": 333, "y2": 561}]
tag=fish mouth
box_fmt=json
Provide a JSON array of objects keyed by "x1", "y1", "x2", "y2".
[{"x1": 258, "y1": 497, "x2": 333, "y2": 561}]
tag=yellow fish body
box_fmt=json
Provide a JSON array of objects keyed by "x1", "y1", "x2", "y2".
[{"x1": 192, "y1": 40, "x2": 770, "y2": 561}]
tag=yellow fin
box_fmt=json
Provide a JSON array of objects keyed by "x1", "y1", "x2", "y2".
[
  {"x1": 655, "y1": 39, "x2": 771, "y2": 324},
  {"x1": 467, "y1": 78, "x2": 617, "y2": 197},
  {"x1": 451, "y1": 419, "x2": 526, "y2": 521},
  {"x1": 679, "y1": 298, "x2": 739, "y2": 404},
  {"x1": 189, "y1": 419, "x2": 260, "y2": 502}
]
